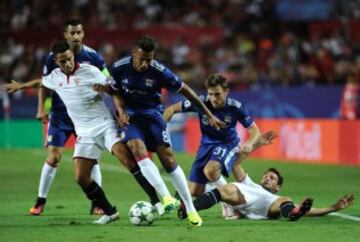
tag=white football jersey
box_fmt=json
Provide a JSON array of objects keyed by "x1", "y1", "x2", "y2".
[
  {"x1": 42, "y1": 63, "x2": 115, "y2": 137},
  {"x1": 233, "y1": 174, "x2": 280, "y2": 220}
]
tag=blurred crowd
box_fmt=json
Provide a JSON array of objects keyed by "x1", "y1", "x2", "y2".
[{"x1": 1, "y1": 0, "x2": 360, "y2": 92}]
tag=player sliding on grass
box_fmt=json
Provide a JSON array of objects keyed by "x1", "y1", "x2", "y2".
[
  {"x1": 179, "y1": 165, "x2": 355, "y2": 221},
  {"x1": 5, "y1": 41, "x2": 164, "y2": 224}
]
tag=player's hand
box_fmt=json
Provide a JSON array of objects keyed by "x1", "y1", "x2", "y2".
[
  {"x1": 36, "y1": 109, "x2": 49, "y2": 123},
  {"x1": 4, "y1": 80, "x2": 21, "y2": 94},
  {"x1": 208, "y1": 115, "x2": 226, "y2": 130},
  {"x1": 258, "y1": 130, "x2": 278, "y2": 146},
  {"x1": 93, "y1": 84, "x2": 108, "y2": 93},
  {"x1": 331, "y1": 194, "x2": 355, "y2": 211},
  {"x1": 240, "y1": 142, "x2": 253, "y2": 155},
  {"x1": 118, "y1": 111, "x2": 130, "y2": 127}
]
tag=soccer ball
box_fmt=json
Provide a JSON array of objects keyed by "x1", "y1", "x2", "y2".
[{"x1": 129, "y1": 201, "x2": 155, "y2": 226}]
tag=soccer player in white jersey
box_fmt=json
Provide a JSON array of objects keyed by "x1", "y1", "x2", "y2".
[
  {"x1": 7, "y1": 19, "x2": 108, "y2": 216},
  {"x1": 6, "y1": 21, "x2": 164, "y2": 217},
  {"x1": 178, "y1": 132, "x2": 355, "y2": 221},
  {"x1": 6, "y1": 40, "x2": 155, "y2": 224}
]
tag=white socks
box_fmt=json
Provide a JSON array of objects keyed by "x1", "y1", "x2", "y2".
[
  {"x1": 170, "y1": 166, "x2": 196, "y2": 213},
  {"x1": 91, "y1": 163, "x2": 102, "y2": 186},
  {"x1": 38, "y1": 162, "x2": 57, "y2": 198},
  {"x1": 137, "y1": 157, "x2": 170, "y2": 197},
  {"x1": 38, "y1": 161, "x2": 102, "y2": 199},
  {"x1": 204, "y1": 183, "x2": 214, "y2": 193}
]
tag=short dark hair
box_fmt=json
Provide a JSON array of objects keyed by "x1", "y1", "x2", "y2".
[
  {"x1": 64, "y1": 18, "x2": 83, "y2": 30},
  {"x1": 205, "y1": 74, "x2": 229, "y2": 89},
  {"x1": 266, "y1": 168, "x2": 284, "y2": 186},
  {"x1": 52, "y1": 41, "x2": 71, "y2": 56},
  {"x1": 136, "y1": 36, "x2": 158, "y2": 53}
]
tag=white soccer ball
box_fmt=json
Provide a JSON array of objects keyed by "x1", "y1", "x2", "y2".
[{"x1": 129, "y1": 201, "x2": 155, "y2": 226}]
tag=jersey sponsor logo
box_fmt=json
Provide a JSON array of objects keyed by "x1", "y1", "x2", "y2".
[
  {"x1": 145, "y1": 79, "x2": 154, "y2": 87},
  {"x1": 122, "y1": 86, "x2": 147, "y2": 95},
  {"x1": 224, "y1": 116, "x2": 232, "y2": 124}
]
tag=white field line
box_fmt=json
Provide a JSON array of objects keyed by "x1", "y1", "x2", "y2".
[
  {"x1": 30, "y1": 149, "x2": 172, "y2": 182},
  {"x1": 329, "y1": 212, "x2": 360, "y2": 222}
]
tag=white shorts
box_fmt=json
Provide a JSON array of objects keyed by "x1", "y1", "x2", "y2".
[
  {"x1": 232, "y1": 181, "x2": 279, "y2": 220},
  {"x1": 73, "y1": 127, "x2": 121, "y2": 160}
]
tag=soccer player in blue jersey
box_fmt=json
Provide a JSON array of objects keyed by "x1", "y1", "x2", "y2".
[
  {"x1": 8, "y1": 20, "x2": 161, "y2": 216},
  {"x1": 164, "y1": 74, "x2": 261, "y2": 196},
  {"x1": 94, "y1": 36, "x2": 225, "y2": 226}
]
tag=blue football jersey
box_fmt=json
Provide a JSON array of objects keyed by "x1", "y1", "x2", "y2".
[
  {"x1": 181, "y1": 96, "x2": 254, "y2": 144},
  {"x1": 42, "y1": 45, "x2": 106, "y2": 114},
  {"x1": 109, "y1": 56, "x2": 183, "y2": 117}
]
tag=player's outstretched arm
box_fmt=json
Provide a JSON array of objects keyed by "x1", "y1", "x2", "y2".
[
  {"x1": 252, "y1": 130, "x2": 278, "y2": 150},
  {"x1": 163, "y1": 102, "x2": 182, "y2": 122},
  {"x1": 235, "y1": 130, "x2": 278, "y2": 165},
  {"x1": 5, "y1": 79, "x2": 42, "y2": 93},
  {"x1": 179, "y1": 83, "x2": 225, "y2": 129},
  {"x1": 232, "y1": 130, "x2": 278, "y2": 182},
  {"x1": 305, "y1": 194, "x2": 355, "y2": 216},
  {"x1": 36, "y1": 87, "x2": 50, "y2": 123}
]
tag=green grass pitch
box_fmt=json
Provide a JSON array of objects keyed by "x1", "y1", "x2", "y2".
[{"x1": 0, "y1": 149, "x2": 359, "y2": 242}]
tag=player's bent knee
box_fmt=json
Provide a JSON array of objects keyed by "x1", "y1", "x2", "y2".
[
  {"x1": 46, "y1": 155, "x2": 62, "y2": 167},
  {"x1": 219, "y1": 184, "x2": 237, "y2": 200},
  {"x1": 203, "y1": 165, "x2": 221, "y2": 182},
  {"x1": 75, "y1": 173, "x2": 91, "y2": 187}
]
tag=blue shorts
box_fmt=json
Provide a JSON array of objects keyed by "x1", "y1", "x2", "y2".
[
  {"x1": 189, "y1": 142, "x2": 239, "y2": 184},
  {"x1": 46, "y1": 112, "x2": 75, "y2": 147},
  {"x1": 120, "y1": 115, "x2": 171, "y2": 152}
]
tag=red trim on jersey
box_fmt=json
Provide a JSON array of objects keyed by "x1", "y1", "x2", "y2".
[{"x1": 66, "y1": 62, "x2": 80, "y2": 84}]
